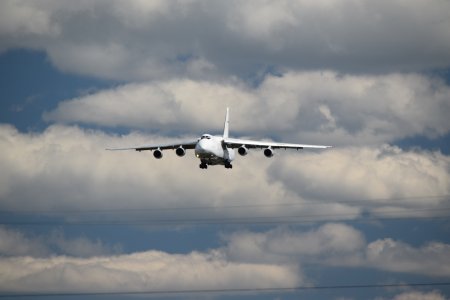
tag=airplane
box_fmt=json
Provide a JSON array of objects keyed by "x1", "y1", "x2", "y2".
[{"x1": 107, "y1": 108, "x2": 332, "y2": 169}]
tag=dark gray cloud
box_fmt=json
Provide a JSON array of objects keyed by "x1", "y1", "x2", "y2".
[{"x1": 1, "y1": 0, "x2": 449, "y2": 80}]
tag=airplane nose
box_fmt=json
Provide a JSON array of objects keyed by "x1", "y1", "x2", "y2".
[{"x1": 195, "y1": 139, "x2": 208, "y2": 155}]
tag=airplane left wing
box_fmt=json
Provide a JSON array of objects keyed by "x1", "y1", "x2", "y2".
[
  {"x1": 223, "y1": 137, "x2": 332, "y2": 150},
  {"x1": 106, "y1": 140, "x2": 198, "y2": 152}
]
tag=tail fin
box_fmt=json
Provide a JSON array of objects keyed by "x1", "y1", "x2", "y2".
[{"x1": 223, "y1": 107, "x2": 230, "y2": 139}]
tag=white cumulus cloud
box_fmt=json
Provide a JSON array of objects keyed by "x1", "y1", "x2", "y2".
[
  {"x1": 224, "y1": 223, "x2": 365, "y2": 264},
  {"x1": 0, "y1": 249, "x2": 300, "y2": 293},
  {"x1": 366, "y1": 238, "x2": 450, "y2": 277},
  {"x1": 3, "y1": 223, "x2": 449, "y2": 295},
  {"x1": 223, "y1": 224, "x2": 450, "y2": 277},
  {"x1": 43, "y1": 72, "x2": 450, "y2": 146},
  {"x1": 271, "y1": 145, "x2": 450, "y2": 208},
  {"x1": 0, "y1": 124, "x2": 448, "y2": 221}
]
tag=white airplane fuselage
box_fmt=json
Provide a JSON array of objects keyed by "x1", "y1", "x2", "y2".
[{"x1": 195, "y1": 134, "x2": 235, "y2": 168}]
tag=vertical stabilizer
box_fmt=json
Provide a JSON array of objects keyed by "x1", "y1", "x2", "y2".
[{"x1": 223, "y1": 107, "x2": 230, "y2": 139}]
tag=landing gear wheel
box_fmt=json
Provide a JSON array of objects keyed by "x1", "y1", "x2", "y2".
[
  {"x1": 199, "y1": 163, "x2": 208, "y2": 169},
  {"x1": 225, "y1": 162, "x2": 233, "y2": 169}
]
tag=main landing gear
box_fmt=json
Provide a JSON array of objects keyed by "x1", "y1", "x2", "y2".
[{"x1": 199, "y1": 161, "x2": 233, "y2": 169}]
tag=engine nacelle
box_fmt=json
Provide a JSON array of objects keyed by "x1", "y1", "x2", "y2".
[
  {"x1": 263, "y1": 147, "x2": 274, "y2": 158},
  {"x1": 237, "y1": 146, "x2": 248, "y2": 156},
  {"x1": 153, "y1": 149, "x2": 163, "y2": 159},
  {"x1": 175, "y1": 147, "x2": 186, "y2": 157}
]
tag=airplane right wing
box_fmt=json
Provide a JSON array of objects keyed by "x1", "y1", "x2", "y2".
[{"x1": 223, "y1": 137, "x2": 332, "y2": 150}]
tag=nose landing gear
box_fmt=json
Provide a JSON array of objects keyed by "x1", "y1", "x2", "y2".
[{"x1": 199, "y1": 161, "x2": 208, "y2": 169}]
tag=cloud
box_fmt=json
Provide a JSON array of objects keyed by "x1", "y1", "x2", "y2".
[
  {"x1": 385, "y1": 290, "x2": 447, "y2": 300},
  {"x1": 271, "y1": 145, "x2": 450, "y2": 209},
  {"x1": 0, "y1": 227, "x2": 49, "y2": 257},
  {"x1": 0, "y1": 124, "x2": 448, "y2": 222},
  {"x1": 366, "y1": 238, "x2": 450, "y2": 277},
  {"x1": 0, "y1": 249, "x2": 300, "y2": 293},
  {"x1": 0, "y1": 123, "x2": 357, "y2": 221},
  {"x1": 0, "y1": 225, "x2": 298, "y2": 294},
  {"x1": 223, "y1": 224, "x2": 450, "y2": 277},
  {"x1": 1, "y1": 0, "x2": 450, "y2": 80},
  {"x1": 48, "y1": 230, "x2": 122, "y2": 258},
  {"x1": 0, "y1": 227, "x2": 120, "y2": 258},
  {"x1": 0, "y1": 0, "x2": 59, "y2": 38},
  {"x1": 43, "y1": 72, "x2": 450, "y2": 146},
  {"x1": 1, "y1": 223, "x2": 449, "y2": 295},
  {"x1": 224, "y1": 223, "x2": 365, "y2": 264},
  {"x1": 0, "y1": 124, "x2": 301, "y2": 216}
]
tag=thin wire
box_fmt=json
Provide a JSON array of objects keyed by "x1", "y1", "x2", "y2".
[
  {"x1": 1, "y1": 282, "x2": 449, "y2": 298},
  {"x1": 1, "y1": 200, "x2": 449, "y2": 227},
  {"x1": 0, "y1": 195, "x2": 448, "y2": 215},
  {"x1": 1, "y1": 211, "x2": 450, "y2": 227}
]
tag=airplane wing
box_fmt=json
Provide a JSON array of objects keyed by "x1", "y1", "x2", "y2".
[
  {"x1": 106, "y1": 140, "x2": 198, "y2": 152},
  {"x1": 223, "y1": 137, "x2": 332, "y2": 150}
]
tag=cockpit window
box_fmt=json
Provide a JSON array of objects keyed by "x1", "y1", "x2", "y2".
[{"x1": 201, "y1": 135, "x2": 211, "y2": 139}]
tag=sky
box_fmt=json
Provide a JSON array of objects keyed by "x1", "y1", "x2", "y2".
[{"x1": 1, "y1": 0, "x2": 450, "y2": 299}]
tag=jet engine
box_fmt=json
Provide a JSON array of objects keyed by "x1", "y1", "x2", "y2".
[
  {"x1": 153, "y1": 149, "x2": 163, "y2": 159},
  {"x1": 175, "y1": 147, "x2": 186, "y2": 157},
  {"x1": 263, "y1": 147, "x2": 274, "y2": 158},
  {"x1": 237, "y1": 146, "x2": 248, "y2": 156}
]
